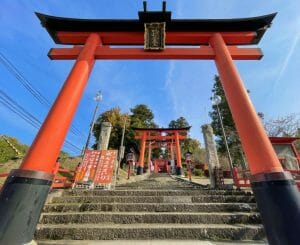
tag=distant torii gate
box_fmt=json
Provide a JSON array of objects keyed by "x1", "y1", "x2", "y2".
[
  {"x1": 133, "y1": 127, "x2": 190, "y2": 175},
  {"x1": 0, "y1": 3, "x2": 299, "y2": 245},
  {"x1": 148, "y1": 140, "x2": 176, "y2": 173}
]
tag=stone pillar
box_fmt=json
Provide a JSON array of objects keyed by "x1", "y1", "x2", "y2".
[
  {"x1": 97, "y1": 122, "x2": 112, "y2": 150},
  {"x1": 202, "y1": 124, "x2": 220, "y2": 189}
]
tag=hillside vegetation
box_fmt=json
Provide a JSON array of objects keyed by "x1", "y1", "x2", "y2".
[
  {"x1": 0, "y1": 136, "x2": 28, "y2": 163},
  {"x1": 0, "y1": 135, "x2": 81, "y2": 185}
]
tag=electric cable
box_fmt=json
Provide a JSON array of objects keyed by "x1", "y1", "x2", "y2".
[
  {"x1": 0, "y1": 53, "x2": 87, "y2": 140},
  {"x1": 0, "y1": 90, "x2": 81, "y2": 154}
]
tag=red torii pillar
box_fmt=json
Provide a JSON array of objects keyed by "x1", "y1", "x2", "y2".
[
  {"x1": 137, "y1": 132, "x2": 147, "y2": 175},
  {"x1": 175, "y1": 131, "x2": 183, "y2": 175},
  {"x1": 210, "y1": 33, "x2": 300, "y2": 245},
  {"x1": 0, "y1": 33, "x2": 100, "y2": 244},
  {"x1": 147, "y1": 141, "x2": 153, "y2": 172}
]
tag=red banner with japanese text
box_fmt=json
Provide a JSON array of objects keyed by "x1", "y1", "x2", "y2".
[
  {"x1": 74, "y1": 150, "x2": 101, "y2": 183},
  {"x1": 93, "y1": 150, "x2": 117, "y2": 184}
]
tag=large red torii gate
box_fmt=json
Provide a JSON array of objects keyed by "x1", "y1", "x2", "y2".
[
  {"x1": 133, "y1": 127, "x2": 190, "y2": 175},
  {"x1": 0, "y1": 3, "x2": 299, "y2": 245}
]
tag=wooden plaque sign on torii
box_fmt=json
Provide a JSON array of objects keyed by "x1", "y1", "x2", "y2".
[{"x1": 0, "y1": 2, "x2": 299, "y2": 245}]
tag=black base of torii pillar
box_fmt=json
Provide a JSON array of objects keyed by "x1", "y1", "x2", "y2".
[
  {"x1": 176, "y1": 167, "x2": 182, "y2": 175},
  {"x1": 251, "y1": 172, "x2": 300, "y2": 244},
  {"x1": 136, "y1": 166, "x2": 144, "y2": 175}
]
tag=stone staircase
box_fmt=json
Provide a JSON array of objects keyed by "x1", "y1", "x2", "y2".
[{"x1": 35, "y1": 173, "x2": 265, "y2": 243}]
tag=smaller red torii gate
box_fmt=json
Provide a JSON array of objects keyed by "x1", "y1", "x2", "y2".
[
  {"x1": 149, "y1": 141, "x2": 176, "y2": 174},
  {"x1": 133, "y1": 127, "x2": 190, "y2": 175}
]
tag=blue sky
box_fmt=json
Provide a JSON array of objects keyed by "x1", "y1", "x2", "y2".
[{"x1": 0, "y1": 0, "x2": 299, "y2": 155}]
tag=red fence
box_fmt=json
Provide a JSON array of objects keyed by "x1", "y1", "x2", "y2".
[
  {"x1": 232, "y1": 168, "x2": 251, "y2": 188},
  {"x1": 51, "y1": 167, "x2": 75, "y2": 189},
  {"x1": 1, "y1": 152, "x2": 117, "y2": 190},
  {"x1": 233, "y1": 167, "x2": 300, "y2": 190},
  {"x1": 1, "y1": 168, "x2": 75, "y2": 191}
]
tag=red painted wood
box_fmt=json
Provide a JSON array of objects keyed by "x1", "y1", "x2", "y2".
[
  {"x1": 49, "y1": 46, "x2": 262, "y2": 60},
  {"x1": 20, "y1": 33, "x2": 100, "y2": 173},
  {"x1": 134, "y1": 135, "x2": 187, "y2": 140},
  {"x1": 56, "y1": 31, "x2": 257, "y2": 45},
  {"x1": 210, "y1": 33, "x2": 282, "y2": 175}
]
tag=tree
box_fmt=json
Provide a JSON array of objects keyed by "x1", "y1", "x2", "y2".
[
  {"x1": 181, "y1": 138, "x2": 197, "y2": 155},
  {"x1": 130, "y1": 104, "x2": 158, "y2": 128},
  {"x1": 264, "y1": 113, "x2": 300, "y2": 137},
  {"x1": 129, "y1": 104, "x2": 160, "y2": 157},
  {"x1": 167, "y1": 117, "x2": 205, "y2": 163},
  {"x1": 168, "y1": 117, "x2": 190, "y2": 128},
  {"x1": 92, "y1": 104, "x2": 159, "y2": 157},
  {"x1": 264, "y1": 113, "x2": 300, "y2": 153},
  {"x1": 92, "y1": 107, "x2": 130, "y2": 150},
  {"x1": 209, "y1": 75, "x2": 245, "y2": 168}
]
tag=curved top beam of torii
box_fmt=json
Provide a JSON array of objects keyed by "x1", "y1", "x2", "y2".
[{"x1": 36, "y1": 11, "x2": 276, "y2": 46}]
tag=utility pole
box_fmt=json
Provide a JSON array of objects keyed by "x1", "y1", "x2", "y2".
[
  {"x1": 82, "y1": 91, "x2": 102, "y2": 154},
  {"x1": 212, "y1": 95, "x2": 234, "y2": 173}
]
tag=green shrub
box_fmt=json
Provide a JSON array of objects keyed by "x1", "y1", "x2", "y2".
[
  {"x1": 184, "y1": 170, "x2": 188, "y2": 177},
  {"x1": 194, "y1": 169, "x2": 204, "y2": 177}
]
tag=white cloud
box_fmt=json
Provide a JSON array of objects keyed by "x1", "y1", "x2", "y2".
[{"x1": 272, "y1": 29, "x2": 300, "y2": 90}]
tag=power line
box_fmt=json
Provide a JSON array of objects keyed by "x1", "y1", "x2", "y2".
[
  {"x1": 0, "y1": 53, "x2": 50, "y2": 106},
  {"x1": 0, "y1": 53, "x2": 87, "y2": 140},
  {"x1": 0, "y1": 92, "x2": 41, "y2": 129},
  {"x1": 0, "y1": 90, "x2": 81, "y2": 154},
  {"x1": 0, "y1": 95, "x2": 81, "y2": 152},
  {"x1": 0, "y1": 91, "x2": 81, "y2": 153}
]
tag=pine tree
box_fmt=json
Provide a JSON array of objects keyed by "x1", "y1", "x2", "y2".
[{"x1": 209, "y1": 75, "x2": 246, "y2": 169}]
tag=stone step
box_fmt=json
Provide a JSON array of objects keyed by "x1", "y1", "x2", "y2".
[
  {"x1": 115, "y1": 187, "x2": 206, "y2": 190},
  {"x1": 51, "y1": 195, "x2": 255, "y2": 204},
  {"x1": 40, "y1": 212, "x2": 261, "y2": 225},
  {"x1": 44, "y1": 202, "x2": 257, "y2": 213},
  {"x1": 115, "y1": 179, "x2": 203, "y2": 189},
  {"x1": 36, "y1": 240, "x2": 268, "y2": 245},
  {"x1": 115, "y1": 185, "x2": 198, "y2": 188},
  {"x1": 116, "y1": 183, "x2": 198, "y2": 188},
  {"x1": 63, "y1": 190, "x2": 251, "y2": 197},
  {"x1": 35, "y1": 223, "x2": 264, "y2": 240}
]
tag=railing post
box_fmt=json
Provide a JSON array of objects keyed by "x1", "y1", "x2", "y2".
[
  {"x1": 0, "y1": 33, "x2": 100, "y2": 244},
  {"x1": 232, "y1": 167, "x2": 240, "y2": 188}
]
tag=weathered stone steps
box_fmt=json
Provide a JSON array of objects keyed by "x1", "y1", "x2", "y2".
[
  {"x1": 35, "y1": 223, "x2": 264, "y2": 240},
  {"x1": 40, "y1": 211, "x2": 261, "y2": 225},
  {"x1": 44, "y1": 202, "x2": 257, "y2": 213},
  {"x1": 62, "y1": 190, "x2": 251, "y2": 197},
  {"x1": 36, "y1": 174, "x2": 264, "y2": 242},
  {"x1": 51, "y1": 195, "x2": 255, "y2": 204}
]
